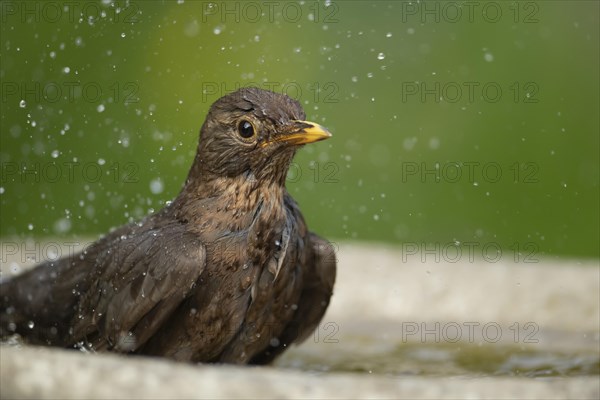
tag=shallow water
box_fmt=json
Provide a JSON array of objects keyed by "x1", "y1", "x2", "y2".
[
  {"x1": 277, "y1": 342, "x2": 600, "y2": 378},
  {"x1": 3, "y1": 332, "x2": 598, "y2": 380}
]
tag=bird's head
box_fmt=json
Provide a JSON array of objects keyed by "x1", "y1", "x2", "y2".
[{"x1": 191, "y1": 87, "x2": 331, "y2": 186}]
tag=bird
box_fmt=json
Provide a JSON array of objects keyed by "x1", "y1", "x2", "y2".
[{"x1": 0, "y1": 87, "x2": 336, "y2": 364}]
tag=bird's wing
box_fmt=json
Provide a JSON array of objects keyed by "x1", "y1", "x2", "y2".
[
  {"x1": 71, "y1": 224, "x2": 205, "y2": 352},
  {"x1": 285, "y1": 232, "x2": 336, "y2": 342},
  {"x1": 250, "y1": 232, "x2": 337, "y2": 364},
  {"x1": 280, "y1": 195, "x2": 336, "y2": 341}
]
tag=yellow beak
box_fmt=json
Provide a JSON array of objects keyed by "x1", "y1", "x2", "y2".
[{"x1": 263, "y1": 120, "x2": 332, "y2": 147}]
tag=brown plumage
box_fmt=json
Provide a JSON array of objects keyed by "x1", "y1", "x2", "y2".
[{"x1": 0, "y1": 87, "x2": 336, "y2": 364}]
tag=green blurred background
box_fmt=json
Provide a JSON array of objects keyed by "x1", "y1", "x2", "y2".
[{"x1": 0, "y1": 1, "x2": 598, "y2": 259}]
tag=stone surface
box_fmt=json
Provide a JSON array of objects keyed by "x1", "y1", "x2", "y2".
[
  {"x1": 1, "y1": 241, "x2": 599, "y2": 399},
  {"x1": 1, "y1": 345, "x2": 599, "y2": 400}
]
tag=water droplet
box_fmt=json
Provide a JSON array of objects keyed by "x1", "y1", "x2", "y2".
[
  {"x1": 429, "y1": 137, "x2": 440, "y2": 150},
  {"x1": 377, "y1": 52, "x2": 385, "y2": 60},
  {"x1": 386, "y1": 32, "x2": 392, "y2": 38},
  {"x1": 19, "y1": 99, "x2": 26, "y2": 108},
  {"x1": 484, "y1": 52, "x2": 494, "y2": 62},
  {"x1": 149, "y1": 178, "x2": 164, "y2": 194},
  {"x1": 97, "y1": 104, "x2": 105, "y2": 113},
  {"x1": 54, "y1": 218, "x2": 72, "y2": 234},
  {"x1": 51, "y1": 150, "x2": 60, "y2": 158},
  {"x1": 27, "y1": 321, "x2": 35, "y2": 329}
]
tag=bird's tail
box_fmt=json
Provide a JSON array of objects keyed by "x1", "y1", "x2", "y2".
[{"x1": 1, "y1": 258, "x2": 85, "y2": 346}]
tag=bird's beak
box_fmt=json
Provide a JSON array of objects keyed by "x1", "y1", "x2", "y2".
[{"x1": 263, "y1": 120, "x2": 332, "y2": 147}]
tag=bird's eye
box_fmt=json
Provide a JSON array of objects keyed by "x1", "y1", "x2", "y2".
[{"x1": 237, "y1": 120, "x2": 255, "y2": 139}]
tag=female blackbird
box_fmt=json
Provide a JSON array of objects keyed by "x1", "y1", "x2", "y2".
[{"x1": 0, "y1": 87, "x2": 336, "y2": 364}]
